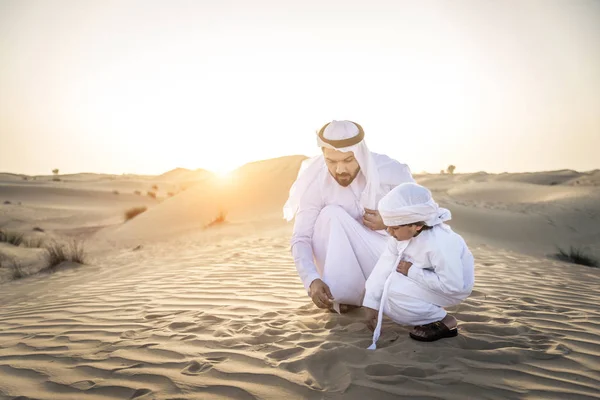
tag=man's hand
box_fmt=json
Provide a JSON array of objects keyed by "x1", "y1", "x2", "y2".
[
  {"x1": 397, "y1": 260, "x2": 413, "y2": 276},
  {"x1": 309, "y1": 279, "x2": 334, "y2": 309},
  {"x1": 364, "y1": 307, "x2": 379, "y2": 331},
  {"x1": 363, "y1": 208, "x2": 386, "y2": 231}
]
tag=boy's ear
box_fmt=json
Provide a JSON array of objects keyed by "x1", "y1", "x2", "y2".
[{"x1": 416, "y1": 225, "x2": 424, "y2": 231}]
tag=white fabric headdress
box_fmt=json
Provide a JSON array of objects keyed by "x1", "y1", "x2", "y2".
[
  {"x1": 283, "y1": 120, "x2": 382, "y2": 221},
  {"x1": 378, "y1": 183, "x2": 451, "y2": 227}
]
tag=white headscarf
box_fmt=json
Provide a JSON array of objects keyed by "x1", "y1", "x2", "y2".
[
  {"x1": 283, "y1": 120, "x2": 382, "y2": 221},
  {"x1": 378, "y1": 183, "x2": 451, "y2": 227}
]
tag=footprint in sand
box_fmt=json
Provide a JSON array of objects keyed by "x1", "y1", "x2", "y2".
[
  {"x1": 266, "y1": 346, "x2": 304, "y2": 361},
  {"x1": 129, "y1": 388, "x2": 153, "y2": 399},
  {"x1": 168, "y1": 321, "x2": 196, "y2": 331},
  {"x1": 69, "y1": 380, "x2": 96, "y2": 390},
  {"x1": 365, "y1": 364, "x2": 427, "y2": 383},
  {"x1": 181, "y1": 356, "x2": 228, "y2": 375}
]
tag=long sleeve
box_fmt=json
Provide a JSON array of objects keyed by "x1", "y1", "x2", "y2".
[
  {"x1": 407, "y1": 234, "x2": 466, "y2": 295},
  {"x1": 290, "y1": 180, "x2": 324, "y2": 292},
  {"x1": 363, "y1": 238, "x2": 402, "y2": 310}
]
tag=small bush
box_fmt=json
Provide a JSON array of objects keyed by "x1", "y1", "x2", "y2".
[
  {"x1": 44, "y1": 240, "x2": 86, "y2": 270},
  {"x1": 124, "y1": 206, "x2": 147, "y2": 221},
  {"x1": 167, "y1": 192, "x2": 174, "y2": 197},
  {"x1": 113, "y1": 190, "x2": 119, "y2": 195},
  {"x1": 11, "y1": 259, "x2": 25, "y2": 279},
  {"x1": 0, "y1": 254, "x2": 25, "y2": 279},
  {"x1": 206, "y1": 210, "x2": 227, "y2": 228},
  {"x1": 33, "y1": 227, "x2": 45, "y2": 232},
  {"x1": 147, "y1": 191, "x2": 157, "y2": 199},
  {"x1": 134, "y1": 190, "x2": 142, "y2": 195},
  {"x1": 0, "y1": 230, "x2": 24, "y2": 246},
  {"x1": 447, "y1": 165, "x2": 456, "y2": 174},
  {"x1": 53, "y1": 178, "x2": 61, "y2": 182},
  {"x1": 554, "y1": 246, "x2": 598, "y2": 267},
  {"x1": 3, "y1": 201, "x2": 10, "y2": 205},
  {"x1": 22, "y1": 237, "x2": 45, "y2": 248},
  {"x1": 151, "y1": 184, "x2": 159, "y2": 191}
]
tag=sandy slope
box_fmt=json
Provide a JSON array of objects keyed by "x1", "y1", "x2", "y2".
[{"x1": 1, "y1": 159, "x2": 599, "y2": 399}]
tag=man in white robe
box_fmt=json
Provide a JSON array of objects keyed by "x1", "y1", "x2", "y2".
[
  {"x1": 363, "y1": 183, "x2": 474, "y2": 347},
  {"x1": 283, "y1": 120, "x2": 414, "y2": 312}
]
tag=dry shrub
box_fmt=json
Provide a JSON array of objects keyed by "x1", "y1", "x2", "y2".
[
  {"x1": 147, "y1": 191, "x2": 157, "y2": 199},
  {"x1": 22, "y1": 237, "x2": 45, "y2": 248},
  {"x1": 0, "y1": 254, "x2": 26, "y2": 279},
  {"x1": 206, "y1": 210, "x2": 227, "y2": 228},
  {"x1": 0, "y1": 230, "x2": 24, "y2": 246},
  {"x1": 555, "y1": 246, "x2": 598, "y2": 267},
  {"x1": 125, "y1": 206, "x2": 148, "y2": 221},
  {"x1": 44, "y1": 240, "x2": 86, "y2": 270}
]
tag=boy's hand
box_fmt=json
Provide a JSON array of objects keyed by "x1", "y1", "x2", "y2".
[
  {"x1": 364, "y1": 307, "x2": 379, "y2": 331},
  {"x1": 309, "y1": 279, "x2": 334, "y2": 309},
  {"x1": 397, "y1": 260, "x2": 412, "y2": 276},
  {"x1": 363, "y1": 208, "x2": 386, "y2": 231}
]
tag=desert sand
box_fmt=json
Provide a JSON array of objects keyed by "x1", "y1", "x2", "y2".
[{"x1": 1, "y1": 158, "x2": 599, "y2": 400}]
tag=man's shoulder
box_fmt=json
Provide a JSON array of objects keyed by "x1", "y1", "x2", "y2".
[{"x1": 372, "y1": 152, "x2": 414, "y2": 185}]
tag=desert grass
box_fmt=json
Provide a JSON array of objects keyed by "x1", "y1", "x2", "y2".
[
  {"x1": 22, "y1": 236, "x2": 45, "y2": 248},
  {"x1": 0, "y1": 254, "x2": 25, "y2": 279},
  {"x1": 124, "y1": 206, "x2": 148, "y2": 221},
  {"x1": 44, "y1": 240, "x2": 86, "y2": 271},
  {"x1": 554, "y1": 246, "x2": 598, "y2": 267},
  {"x1": 206, "y1": 210, "x2": 227, "y2": 228},
  {"x1": 0, "y1": 230, "x2": 24, "y2": 246},
  {"x1": 11, "y1": 258, "x2": 25, "y2": 279}
]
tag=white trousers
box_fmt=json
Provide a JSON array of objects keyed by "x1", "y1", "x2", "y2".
[
  {"x1": 384, "y1": 273, "x2": 469, "y2": 326},
  {"x1": 312, "y1": 205, "x2": 388, "y2": 306}
]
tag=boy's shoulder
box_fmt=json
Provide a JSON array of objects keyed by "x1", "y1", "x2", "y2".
[{"x1": 418, "y1": 225, "x2": 464, "y2": 249}]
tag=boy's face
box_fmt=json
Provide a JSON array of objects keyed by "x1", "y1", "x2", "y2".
[{"x1": 386, "y1": 224, "x2": 423, "y2": 241}]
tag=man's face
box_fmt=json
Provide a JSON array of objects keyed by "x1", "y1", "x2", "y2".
[
  {"x1": 386, "y1": 224, "x2": 423, "y2": 241},
  {"x1": 323, "y1": 147, "x2": 360, "y2": 187}
]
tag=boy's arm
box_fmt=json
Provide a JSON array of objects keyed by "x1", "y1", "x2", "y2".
[
  {"x1": 363, "y1": 238, "x2": 400, "y2": 310},
  {"x1": 407, "y1": 237, "x2": 466, "y2": 295}
]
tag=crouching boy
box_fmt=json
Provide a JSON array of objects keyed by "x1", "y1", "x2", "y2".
[{"x1": 363, "y1": 183, "x2": 474, "y2": 347}]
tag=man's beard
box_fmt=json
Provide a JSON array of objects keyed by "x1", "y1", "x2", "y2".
[{"x1": 333, "y1": 169, "x2": 359, "y2": 187}]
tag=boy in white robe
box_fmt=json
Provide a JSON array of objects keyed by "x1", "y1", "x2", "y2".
[
  {"x1": 284, "y1": 120, "x2": 414, "y2": 312},
  {"x1": 363, "y1": 183, "x2": 474, "y2": 346}
]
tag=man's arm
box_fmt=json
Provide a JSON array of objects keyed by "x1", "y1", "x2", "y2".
[{"x1": 290, "y1": 180, "x2": 323, "y2": 292}]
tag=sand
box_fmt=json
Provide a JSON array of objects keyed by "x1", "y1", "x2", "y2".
[{"x1": 1, "y1": 158, "x2": 599, "y2": 399}]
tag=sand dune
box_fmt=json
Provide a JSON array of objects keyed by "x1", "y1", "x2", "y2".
[
  {"x1": 1, "y1": 228, "x2": 599, "y2": 399},
  {"x1": 1, "y1": 158, "x2": 599, "y2": 399}
]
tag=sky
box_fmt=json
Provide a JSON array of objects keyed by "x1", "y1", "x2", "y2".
[{"x1": 1, "y1": 0, "x2": 599, "y2": 175}]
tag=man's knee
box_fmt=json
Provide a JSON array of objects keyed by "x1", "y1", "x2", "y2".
[{"x1": 316, "y1": 205, "x2": 352, "y2": 225}]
